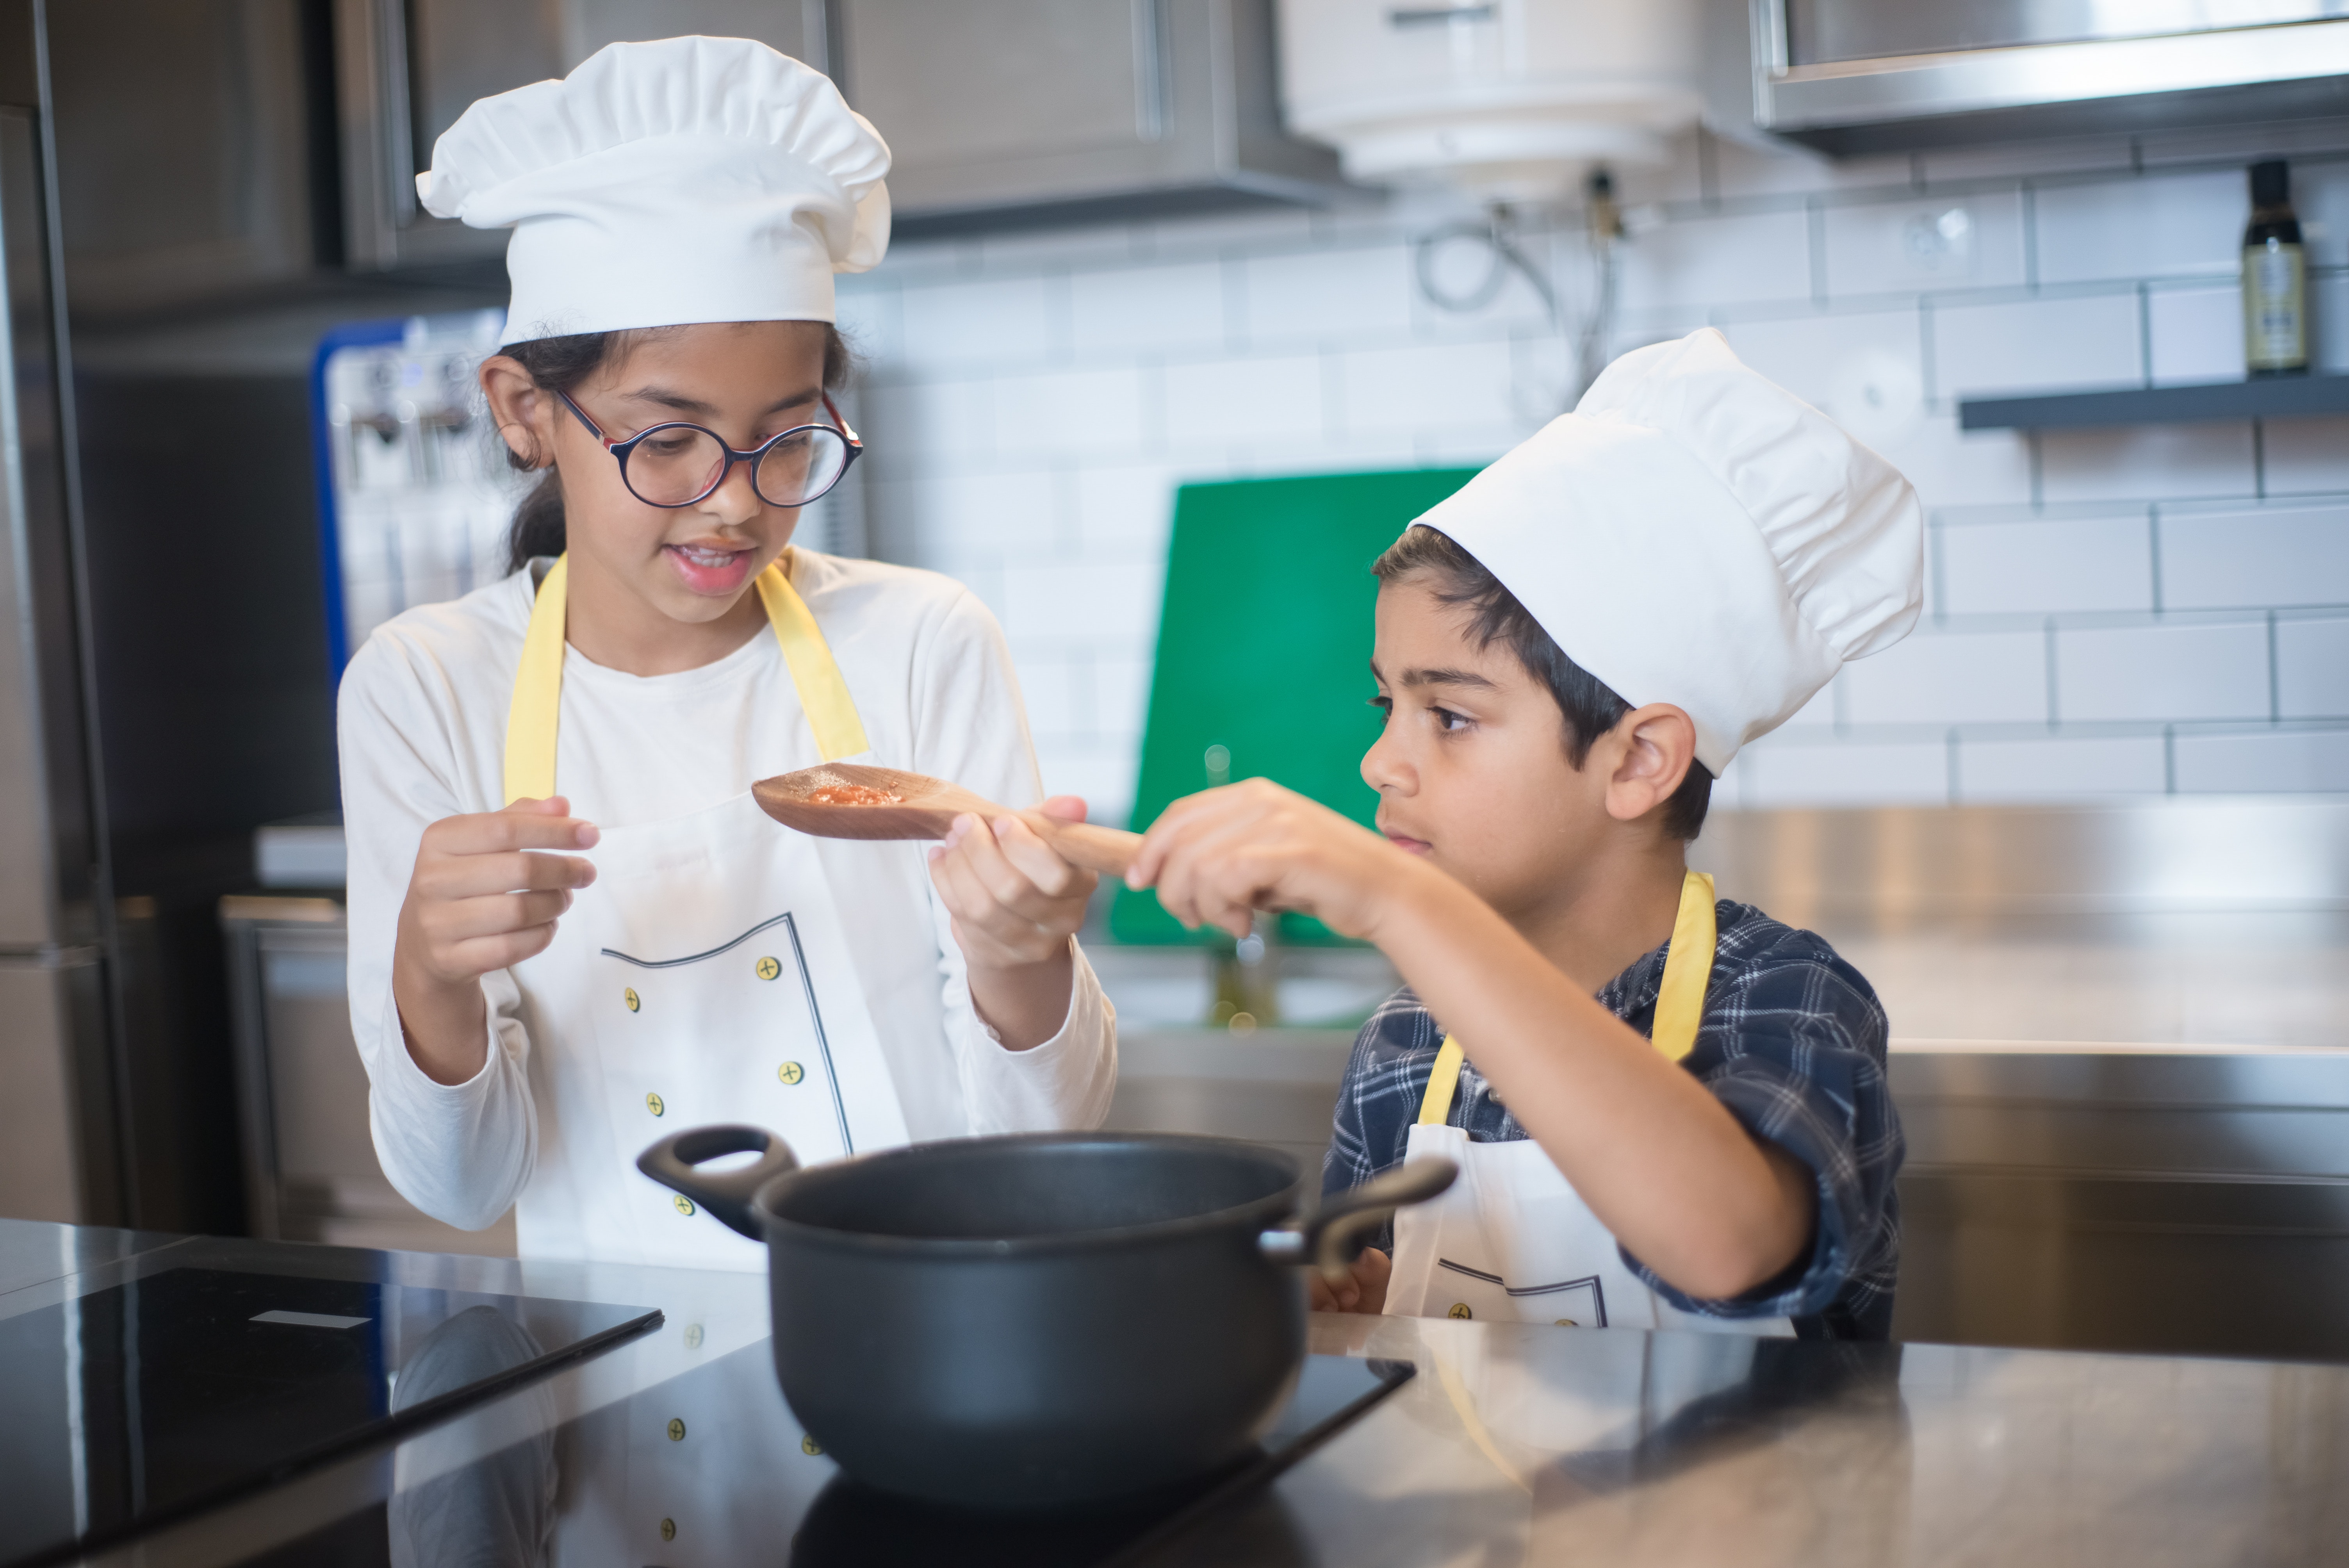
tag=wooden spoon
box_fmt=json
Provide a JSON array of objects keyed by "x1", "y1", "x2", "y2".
[{"x1": 752, "y1": 763, "x2": 1142, "y2": 877}]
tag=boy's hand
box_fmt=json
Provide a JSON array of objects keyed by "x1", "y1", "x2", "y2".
[
  {"x1": 1126, "y1": 779, "x2": 1423, "y2": 942},
  {"x1": 1308, "y1": 1247, "x2": 1391, "y2": 1314}
]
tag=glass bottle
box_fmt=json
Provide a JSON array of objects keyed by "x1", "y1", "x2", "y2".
[{"x1": 2244, "y1": 159, "x2": 2307, "y2": 377}]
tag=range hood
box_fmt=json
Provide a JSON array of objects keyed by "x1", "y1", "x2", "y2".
[{"x1": 1746, "y1": 1, "x2": 2349, "y2": 152}]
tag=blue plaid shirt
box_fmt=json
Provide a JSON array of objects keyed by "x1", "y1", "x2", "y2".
[{"x1": 1322, "y1": 900, "x2": 1902, "y2": 1340}]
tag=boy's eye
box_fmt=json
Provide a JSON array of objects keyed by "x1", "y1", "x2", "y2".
[
  {"x1": 1367, "y1": 695, "x2": 1392, "y2": 714},
  {"x1": 1431, "y1": 706, "x2": 1469, "y2": 731}
]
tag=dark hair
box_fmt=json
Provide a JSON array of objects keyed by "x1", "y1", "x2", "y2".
[
  {"x1": 1370, "y1": 524, "x2": 1714, "y2": 841},
  {"x1": 499, "y1": 324, "x2": 855, "y2": 572}
]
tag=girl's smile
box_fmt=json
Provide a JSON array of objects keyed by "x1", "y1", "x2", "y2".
[{"x1": 663, "y1": 539, "x2": 757, "y2": 595}]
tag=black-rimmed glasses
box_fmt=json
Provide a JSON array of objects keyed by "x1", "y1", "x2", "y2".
[{"x1": 555, "y1": 388, "x2": 863, "y2": 510}]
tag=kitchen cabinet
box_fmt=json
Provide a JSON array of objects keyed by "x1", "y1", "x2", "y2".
[
  {"x1": 43, "y1": 0, "x2": 321, "y2": 315},
  {"x1": 335, "y1": 0, "x2": 829, "y2": 271},
  {"x1": 841, "y1": 0, "x2": 1347, "y2": 235}
]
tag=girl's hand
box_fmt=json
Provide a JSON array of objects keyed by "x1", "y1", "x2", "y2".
[
  {"x1": 393, "y1": 796, "x2": 598, "y2": 1083},
  {"x1": 930, "y1": 796, "x2": 1097, "y2": 1049},
  {"x1": 1308, "y1": 1247, "x2": 1392, "y2": 1315},
  {"x1": 1126, "y1": 779, "x2": 1423, "y2": 943}
]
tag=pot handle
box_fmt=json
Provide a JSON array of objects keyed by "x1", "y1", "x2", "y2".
[
  {"x1": 636, "y1": 1124, "x2": 800, "y2": 1241},
  {"x1": 1258, "y1": 1156, "x2": 1457, "y2": 1278}
]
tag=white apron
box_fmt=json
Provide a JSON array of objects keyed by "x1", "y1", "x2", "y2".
[
  {"x1": 1388, "y1": 871, "x2": 1793, "y2": 1335},
  {"x1": 500, "y1": 554, "x2": 910, "y2": 1268}
]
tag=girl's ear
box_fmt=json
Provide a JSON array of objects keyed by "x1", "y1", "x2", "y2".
[{"x1": 479, "y1": 355, "x2": 552, "y2": 469}]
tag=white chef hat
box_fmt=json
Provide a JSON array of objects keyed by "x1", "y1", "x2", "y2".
[
  {"x1": 416, "y1": 36, "x2": 890, "y2": 346},
  {"x1": 1410, "y1": 328, "x2": 1923, "y2": 774}
]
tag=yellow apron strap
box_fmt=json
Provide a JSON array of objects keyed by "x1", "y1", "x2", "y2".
[
  {"x1": 1416, "y1": 1034, "x2": 1467, "y2": 1127},
  {"x1": 1651, "y1": 870, "x2": 1718, "y2": 1062},
  {"x1": 501, "y1": 551, "x2": 870, "y2": 804},
  {"x1": 503, "y1": 555, "x2": 569, "y2": 805},
  {"x1": 1411, "y1": 869, "x2": 1718, "y2": 1118},
  {"x1": 755, "y1": 556, "x2": 871, "y2": 762}
]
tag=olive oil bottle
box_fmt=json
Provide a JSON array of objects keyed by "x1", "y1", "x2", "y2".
[{"x1": 2244, "y1": 159, "x2": 2307, "y2": 376}]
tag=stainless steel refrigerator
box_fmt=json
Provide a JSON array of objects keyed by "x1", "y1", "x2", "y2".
[{"x1": 0, "y1": 11, "x2": 118, "y2": 1226}]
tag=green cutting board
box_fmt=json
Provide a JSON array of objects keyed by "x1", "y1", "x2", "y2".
[{"x1": 1110, "y1": 466, "x2": 1482, "y2": 946}]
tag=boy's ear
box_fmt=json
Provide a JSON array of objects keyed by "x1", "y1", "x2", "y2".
[{"x1": 1603, "y1": 704, "x2": 1698, "y2": 825}]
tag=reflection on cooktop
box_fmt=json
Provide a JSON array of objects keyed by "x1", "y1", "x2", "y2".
[
  {"x1": 248, "y1": 1348, "x2": 1411, "y2": 1568},
  {"x1": 0, "y1": 1265, "x2": 659, "y2": 1568}
]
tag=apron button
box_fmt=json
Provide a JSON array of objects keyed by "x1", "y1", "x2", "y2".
[
  {"x1": 756, "y1": 955, "x2": 782, "y2": 981},
  {"x1": 777, "y1": 1061, "x2": 805, "y2": 1085},
  {"x1": 673, "y1": 1195, "x2": 696, "y2": 1217},
  {"x1": 1448, "y1": 1303, "x2": 1473, "y2": 1320},
  {"x1": 660, "y1": 1518, "x2": 676, "y2": 1542},
  {"x1": 802, "y1": 1434, "x2": 824, "y2": 1456},
  {"x1": 624, "y1": 987, "x2": 640, "y2": 1012},
  {"x1": 646, "y1": 1092, "x2": 665, "y2": 1117},
  {"x1": 667, "y1": 1418, "x2": 686, "y2": 1442}
]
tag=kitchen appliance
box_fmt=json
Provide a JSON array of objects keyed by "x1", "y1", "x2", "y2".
[
  {"x1": 1276, "y1": 0, "x2": 1706, "y2": 199},
  {"x1": 1745, "y1": 0, "x2": 2349, "y2": 152},
  {"x1": 0, "y1": 4, "x2": 118, "y2": 1228},
  {"x1": 637, "y1": 1125, "x2": 1453, "y2": 1509},
  {"x1": 0, "y1": 1257, "x2": 657, "y2": 1568}
]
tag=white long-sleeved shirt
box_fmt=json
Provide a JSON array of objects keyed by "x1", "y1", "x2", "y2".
[{"x1": 339, "y1": 552, "x2": 1117, "y2": 1257}]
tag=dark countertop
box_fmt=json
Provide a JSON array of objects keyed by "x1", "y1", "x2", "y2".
[{"x1": 9, "y1": 1217, "x2": 2347, "y2": 1566}]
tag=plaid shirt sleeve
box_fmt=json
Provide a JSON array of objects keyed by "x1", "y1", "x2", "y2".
[{"x1": 1621, "y1": 917, "x2": 1902, "y2": 1337}]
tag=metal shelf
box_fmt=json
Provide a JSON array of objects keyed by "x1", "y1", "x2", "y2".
[{"x1": 1958, "y1": 374, "x2": 2349, "y2": 432}]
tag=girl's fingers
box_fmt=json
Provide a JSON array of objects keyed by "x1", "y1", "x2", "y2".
[
  {"x1": 990, "y1": 814, "x2": 1092, "y2": 902},
  {"x1": 446, "y1": 922, "x2": 560, "y2": 976},
  {"x1": 429, "y1": 890, "x2": 572, "y2": 944}
]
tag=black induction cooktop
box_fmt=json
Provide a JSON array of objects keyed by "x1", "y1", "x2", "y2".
[
  {"x1": 172, "y1": 1344, "x2": 1412, "y2": 1568},
  {"x1": 0, "y1": 1262, "x2": 659, "y2": 1568}
]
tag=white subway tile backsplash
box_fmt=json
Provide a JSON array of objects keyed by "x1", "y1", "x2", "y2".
[
  {"x1": 1937, "y1": 513, "x2": 2155, "y2": 616},
  {"x1": 1003, "y1": 560, "x2": 1165, "y2": 642},
  {"x1": 1407, "y1": 229, "x2": 1558, "y2": 337},
  {"x1": 992, "y1": 367, "x2": 1149, "y2": 460},
  {"x1": 2278, "y1": 618, "x2": 2349, "y2": 718},
  {"x1": 1240, "y1": 244, "x2": 1414, "y2": 348},
  {"x1": 1068, "y1": 262, "x2": 1230, "y2": 357},
  {"x1": 862, "y1": 376, "x2": 994, "y2": 466},
  {"x1": 834, "y1": 283, "x2": 904, "y2": 365},
  {"x1": 2056, "y1": 622, "x2": 2272, "y2": 721},
  {"x1": 2034, "y1": 169, "x2": 2246, "y2": 285},
  {"x1": 1163, "y1": 353, "x2": 1325, "y2": 449},
  {"x1": 867, "y1": 470, "x2": 1062, "y2": 567},
  {"x1": 1720, "y1": 309, "x2": 1923, "y2": 442},
  {"x1": 1016, "y1": 656, "x2": 1083, "y2": 737},
  {"x1": 1868, "y1": 412, "x2": 2035, "y2": 509},
  {"x1": 1734, "y1": 739, "x2": 1951, "y2": 806},
  {"x1": 2037, "y1": 422, "x2": 2257, "y2": 504},
  {"x1": 1841, "y1": 629, "x2": 2048, "y2": 725},
  {"x1": 2146, "y1": 285, "x2": 2246, "y2": 385},
  {"x1": 1071, "y1": 465, "x2": 1178, "y2": 560},
  {"x1": 2262, "y1": 414, "x2": 2349, "y2": 495},
  {"x1": 897, "y1": 275, "x2": 1063, "y2": 368},
  {"x1": 2171, "y1": 726, "x2": 2349, "y2": 792},
  {"x1": 1821, "y1": 190, "x2": 2028, "y2": 298},
  {"x1": 1927, "y1": 292, "x2": 2141, "y2": 400},
  {"x1": 1955, "y1": 734, "x2": 2169, "y2": 800},
  {"x1": 1337, "y1": 340, "x2": 1517, "y2": 437},
  {"x1": 1094, "y1": 656, "x2": 1154, "y2": 738},
  {"x1": 1614, "y1": 208, "x2": 1814, "y2": 314},
  {"x1": 1779, "y1": 679, "x2": 1839, "y2": 732},
  {"x1": 2159, "y1": 506, "x2": 2349, "y2": 610}
]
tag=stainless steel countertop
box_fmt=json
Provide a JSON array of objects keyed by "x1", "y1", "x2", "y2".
[{"x1": 20, "y1": 1221, "x2": 2345, "y2": 1567}]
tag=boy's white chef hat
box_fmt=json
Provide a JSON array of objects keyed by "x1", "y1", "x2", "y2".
[
  {"x1": 1411, "y1": 328, "x2": 1923, "y2": 775},
  {"x1": 416, "y1": 36, "x2": 889, "y2": 346}
]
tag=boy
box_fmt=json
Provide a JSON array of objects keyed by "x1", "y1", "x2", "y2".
[{"x1": 1127, "y1": 329, "x2": 1914, "y2": 1338}]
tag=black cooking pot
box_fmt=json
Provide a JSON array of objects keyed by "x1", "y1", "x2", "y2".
[{"x1": 638, "y1": 1125, "x2": 1453, "y2": 1511}]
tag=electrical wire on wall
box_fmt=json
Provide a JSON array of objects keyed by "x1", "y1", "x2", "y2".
[{"x1": 1412, "y1": 168, "x2": 1624, "y2": 421}]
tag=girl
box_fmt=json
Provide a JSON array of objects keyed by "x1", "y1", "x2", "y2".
[{"x1": 339, "y1": 37, "x2": 1116, "y2": 1268}]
